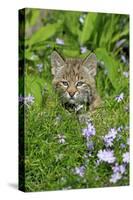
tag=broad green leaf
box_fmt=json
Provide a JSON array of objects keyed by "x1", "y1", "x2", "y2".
[
  {"x1": 79, "y1": 13, "x2": 97, "y2": 45},
  {"x1": 95, "y1": 48, "x2": 125, "y2": 91},
  {"x1": 111, "y1": 28, "x2": 129, "y2": 44},
  {"x1": 64, "y1": 11, "x2": 81, "y2": 36},
  {"x1": 25, "y1": 50, "x2": 39, "y2": 61},
  {"x1": 29, "y1": 21, "x2": 62, "y2": 45}
]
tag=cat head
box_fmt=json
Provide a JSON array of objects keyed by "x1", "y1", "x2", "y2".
[{"x1": 51, "y1": 51, "x2": 97, "y2": 106}]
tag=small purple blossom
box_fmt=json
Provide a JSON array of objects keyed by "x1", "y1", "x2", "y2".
[
  {"x1": 115, "y1": 93, "x2": 124, "y2": 102},
  {"x1": 123, "y1": 71, "x2": 129, "y2": 78},
  {"x1": 120, "y1": 143, "x2": 126, "y2": 149},
  {"x1": 97, "y1": 149, "x2": 116, "y2": 163},
  {"x1": 36, "y1": 63, "x2": 43, "y2": 72},
  {"x1": 80, "y1": 46, "x2": 87, "y2": 54},
  {"x1": 19, "y1": 94, "x2": 35, "y2": 106},
  {"x1": 119, "y1": 164, "x2": 126, "y2": 174},
  {"x1": 103, "y1": 128, "x2": 117, "y2": 147},
  {"x1": 121, "y1": 55, "x2": 127, "y2": 64},
  {"x1": 110, "y1": 163, "x2": 126, "y2": 183},
  {"x1": 122, "y1": 152, "x2": 130, "y2": 163},
  {"x1": 57, "y1": 134, "x2": 66, "y2": 144},
  {"x1": 24, "y1": 94, "x2": 35, "y2": 106},
  {"x1": 56, "y1": 38, "x2": 64, "y2": 45},
  {"x1": 117, "y1": 126, "x2": 123, "y2": 132},
  {"x1": 82, "y1": 123, "x2": 95, "y2": 139},
  {"x1": 112, "y1": 163, "x2": 120, "y2": 173},
  {"x1": 86, "y1": 140, "x2": 94, "y2": 151},
  {"x1": 116, "y1": 39, "x2": 126, "y2": 48},
  {"x1": 74, "y1": 166, "x2": 85, "y2": 177},
  {"x1": 110, "y1": 172, "x2": 122, "y2": 183},
  {"x1": 112, "y1": 163, "x2": 126, "y2": 174}
]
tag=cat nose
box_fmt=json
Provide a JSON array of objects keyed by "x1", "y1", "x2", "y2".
[{"x1": 69, "y1": 91, "x2": 75, "y2": 97}]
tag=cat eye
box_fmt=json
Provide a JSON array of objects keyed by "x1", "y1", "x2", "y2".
[
  {"x1": 76, "y1": 81, "x2": 84, "y2": 87},
  {"x1": 61, "y1": 81, "x2": 69, "y2": 87}
]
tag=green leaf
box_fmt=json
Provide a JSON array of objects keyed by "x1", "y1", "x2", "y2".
[
  {"x1": 25, "y1": 50, "x2": 39, "y2": 61},
  {"x1": 64, "y1": 11, "x2": 80, "y2": 36},
  {"x1": 26, "y1": 75, "x2": 44, "y2": 105},
  {"x1": 79, "y1": 13, "x2": 97, "y2": 45},
  {"x1": 29, "y1": 21, "x2": 62, "y2": 45},
  {"x1": 95, "y1": 48, "x2": 125, "y2": 91}
]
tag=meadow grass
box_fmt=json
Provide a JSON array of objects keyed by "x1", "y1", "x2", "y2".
[{"x1": 24, "y1": 83, "x2": 129, "y2": 191}]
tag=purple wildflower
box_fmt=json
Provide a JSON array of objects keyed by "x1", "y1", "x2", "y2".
[
  {"x1": 24, "y1": 94, "x2": 35, "y2": 106},
  {"x1": 112, "y1": 163, "x2": 120, "y2": 173},
  {"x1": 117, "y1": 126, "x2": 123, "y2": 132},
  {"x1": 119, "y1": 164, "x2": 126, "y2": 174},
  {"x1": 120, "y1": 143, "x2": 126, "y2": 149},
  {"x1": 116, "y1": 39, "x2": 126, "y2": 48},
  {"x1": 112, "y1": 163, "x2": 126, "y2": 174},
  {"x1": 110, "y1": 172, "x2": 122, "y2": 183},
  {"x1": 123, "y1": 71, "x2": 129, "y2": 78},
  {"x1": 56, "y1": 38, "x2": 64, "y2": 45},
  {"x1": 80, "y1": 46, "x2": 87, "y2": 54},
  {"x1": 115, "y1": 92, "x2": 124, "y2": 102},
  {"x1": 115, "y1": 93, "x2": 124, "y2": 102},
  {"x1": 86, "y1": 140, "x2": 94, "y2": 151},
  {"x1": 122, "y1": 152, "x2": 130, "y2": 163},
  {"x1": 110, "y1": 163, "x2": 126, "y2": 183},
  {"x1": 103, "y1": 128, "x2": 117, "y2": 147},
  {"x1": 82, "y1": 122, "x2": 95, "y2": 139},
  {"x1": 97, "y1": 149, "x2": 116, "y2": 163},
  {"x1": 36, "y1": 63, "x2": 43, "y2": 72},
  {"x1": 57, "y1": 134, "x2": 66, "y2": 144},
  {"x1": 121, "y1": 55, "x2": 127, "y2": 64},
  {"x1": 74, "y1": 166, "x2": 85, "y2": 177}
]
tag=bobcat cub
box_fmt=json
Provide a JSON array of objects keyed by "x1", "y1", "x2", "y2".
[{"x1": 51, "y1": 51, "x2": 101, "y2": 113}]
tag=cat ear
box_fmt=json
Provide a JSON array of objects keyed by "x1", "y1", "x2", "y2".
[
  {"x1": 51, "y1": 51, "x2": 65, "y2": 75},
  {"x1": 82, "y1": 53, "x2": 97, "y2": 76}
]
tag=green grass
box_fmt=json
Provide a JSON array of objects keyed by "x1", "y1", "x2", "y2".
[
  {"x1": 23, "y1": 91, "x2": 129, "y2": 191},
  {"x1": 19, "y1": 8, "x2": 129, "y2": 192}
]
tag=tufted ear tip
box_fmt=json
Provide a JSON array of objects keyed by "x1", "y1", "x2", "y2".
[
  {"x1": 82, "y1": 53, "x2": 97, "y2": 76},
  {"x1": 51, "y1": 51, "x2": 65, "y2": 75}
]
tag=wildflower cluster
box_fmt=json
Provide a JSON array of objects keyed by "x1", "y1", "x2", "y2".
[
  {"x1": 96, "y1": 126, "x2": 130, "y2": 184},
  {"x1": 103, "y1": 128, "x2": 117, "y2": 147},
  {"x1": 19, "y1": 94, "x2": 35, "y2": 107}
]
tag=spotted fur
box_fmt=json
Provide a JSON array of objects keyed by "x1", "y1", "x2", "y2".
[{"x1": 51, "y1": 51, "x2": 101, "y2": 111}]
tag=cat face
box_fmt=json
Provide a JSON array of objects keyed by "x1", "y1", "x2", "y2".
[{"x1": 51, "y1": 51, "x2": 97, "y2": 106}]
